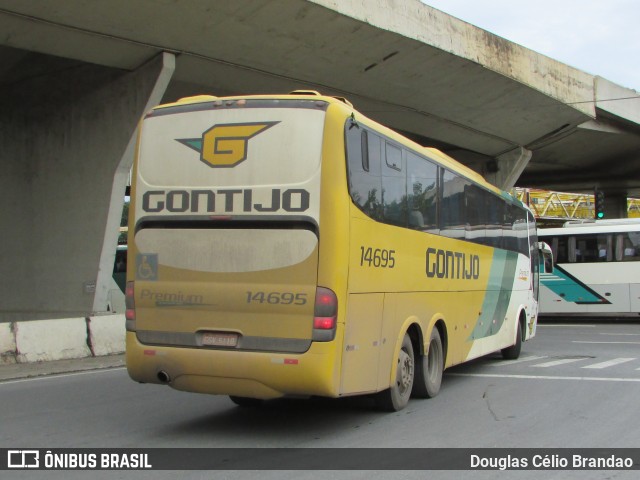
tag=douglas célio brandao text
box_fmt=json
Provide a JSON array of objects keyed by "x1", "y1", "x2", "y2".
[{"x1": 470, "y1": 453, "x2": 634, "y2": 470}]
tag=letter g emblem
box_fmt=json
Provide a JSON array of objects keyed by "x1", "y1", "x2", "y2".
[{"x1": 200, "y1": 122, "x2": 279, "y2": 168}]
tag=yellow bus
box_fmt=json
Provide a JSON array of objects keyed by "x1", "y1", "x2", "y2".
[{"x1": 126, "y1": 91, "x2": 550, "y2": 411}]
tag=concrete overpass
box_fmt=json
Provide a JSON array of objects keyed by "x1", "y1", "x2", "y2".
[{"x1": 1, "y1": 0, "x2": 639, "y2": 360}]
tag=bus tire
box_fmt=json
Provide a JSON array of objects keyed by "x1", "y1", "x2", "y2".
[
  {"x1": 501, "y1": 319, "x2": 522, "y2": 360},
  {"x1": 376, "y1": 333, "x2": 414, "y2": 411},
  {"x1": 229, "y1": 396, "x2": 263, "y2": 407},
  {"x1": 413, "y1": 328, "x2": 443, "y2": 398}
]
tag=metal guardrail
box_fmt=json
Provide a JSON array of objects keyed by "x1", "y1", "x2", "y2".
[{"x1": 514, "y1": 188, "x2": 640, "y2": 220}]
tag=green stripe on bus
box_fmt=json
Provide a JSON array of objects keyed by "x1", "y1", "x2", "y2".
[{"x1": 469, "y1": 250, "x2": 519, "y2": 340}]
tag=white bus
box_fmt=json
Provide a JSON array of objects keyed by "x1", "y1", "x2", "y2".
[{"x1": 538, "y1": 219, "x2": 640, "y2": 317}]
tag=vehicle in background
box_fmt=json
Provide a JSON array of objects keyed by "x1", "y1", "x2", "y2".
[
  {"x1": 107, "y1": 245, "x2": 127, "y2": 313},
  {"x1": 538, "y1": 219, "x2": 640, "y2": 317}
]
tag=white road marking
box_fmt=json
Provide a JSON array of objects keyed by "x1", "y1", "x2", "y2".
[
  {"x1": 448, "y1": 372, "x2": 640, "y2": 383},
  {"x1": 532, "y1": 358, "x2": 586, "y2": 368},
  {"x1": 537, "y1": 324, "x2": 595, "y2": 328},
  {"x1": 573, "y1": 341, "x2": 640, "y2": 345},
  {"x1": 599, "y1": 333, "x2": 640, "y2": 336},
  {"x1": 486, "y1": 355, "x2": 548, "y2": 366},
  {"x1": 582, "y1": 358, "x2": 636, "y2": 369}
]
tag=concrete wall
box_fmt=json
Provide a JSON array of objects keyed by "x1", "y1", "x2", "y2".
[
  {"x1": 0, "y1": 315, "x2": 125, "y2": 364},
  {"x1": 0, "y1": 52, "x2": 173, "y2": 323}
]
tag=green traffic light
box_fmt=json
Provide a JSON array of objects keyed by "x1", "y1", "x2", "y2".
[{"x1": 594, "y1": 189, "x2": 605, "y2": 219}]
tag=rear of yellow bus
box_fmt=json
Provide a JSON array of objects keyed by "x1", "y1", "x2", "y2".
[{"x1": 126, "y1": 94, "x2": 350, "y2": 401}]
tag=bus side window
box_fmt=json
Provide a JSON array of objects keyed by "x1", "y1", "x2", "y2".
[
  {"x1": 346, "y1": 126, "x2": 383, "y2": 221},
  {"x1": 620, "y1": 233, "x2": 640, "y2": 261},
  {"x1": 553, "y1": 236, "x2": 567, "y2": 264},
  {"x1": 440, "y1": 169, "x2": 466, "y2": 239},
  {"x1": 576, "y1": 238, "x2": 592, "y2": 262},
  {"x1": 568, "y1": 236, "x2": 578, "y2": 262},
  {"x1": 464, "y1": 184, "x2": 487, "y2": 245},
  {"x1": 406, "y1": 151, "x2": 438, "y2": 232},
  {"x1": 597, "y1": 234, "x2": 613, "y2": 262},
  {"x1": 381, "y1": 142, "x2": 407, "y2": 227},
  {"x1": 573, "y1": 234, "x2": 611, "y2": 263}
]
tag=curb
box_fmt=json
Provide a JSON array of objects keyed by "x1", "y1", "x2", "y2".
[
  {"x1": 0, "y1": 354, "x2": 126, "y2": 382},
  {"x1": 0, "y1": 314, "x2": 125, "y2": 365}
]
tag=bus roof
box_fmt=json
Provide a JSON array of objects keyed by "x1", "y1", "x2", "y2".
[
  {"x1": 539, "y1": 218, "x2": 640, "y2": 235},
  {"x1": 151, "y1": 90, "x2": 520, "y2": 206}
]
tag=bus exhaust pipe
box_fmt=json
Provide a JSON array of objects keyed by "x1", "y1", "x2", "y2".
[{"x1": 157, "y1": 371, "x2": 171, "y2": 384}]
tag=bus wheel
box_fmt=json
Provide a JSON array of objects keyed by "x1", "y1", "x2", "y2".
[
  {"x1": 229, "y1": 396, "x2": 263, "y2": 407},
  {"x1": 413, "y1": 328, "x2": 443, "y2": 398},
  {"x1": 376, "y1": 333, "x2": 414, "y2": 411},
  {"x1": 501, "y1": 319, "x2": 522, "y2": 360}
]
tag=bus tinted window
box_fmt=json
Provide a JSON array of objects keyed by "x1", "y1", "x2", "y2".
[
  {"x1": 503, "y1": 205, "x2": 518, "y2": 252},
  {"x1": 548, "y1": 236, "x2": 568, "y2": 264},
  {"x1": 545, "y1": 233, "x2": 627, "y2": 263},
  {"x1": 465, "y1": 184, "x2": 487, "y2": 244},
  {"x1": 382, "y1": 142, "x2": 407, "y2": 227},
  {"x1": 346, "y1": 126, "x2": 383, "y2": 221},
  {"x1": 619, "y1": 232, "x2": 640, "y2": 261},
  {"x1": 406, "y1": 151, "x2": 438, "y2": 231},
  {"x1": 484, "y1": 196, "x2": 502, "y2": 249},
  {"x1": 345, "y1": 122, "x2": 529, "y2": 257},
  {"x1": 441, "y1": 169, "x2": 466, "y2": 239}
]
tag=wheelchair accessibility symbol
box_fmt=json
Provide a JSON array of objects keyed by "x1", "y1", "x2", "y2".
[{"x1": 136, "y1": 254, "x2": 158, "y2": 281}]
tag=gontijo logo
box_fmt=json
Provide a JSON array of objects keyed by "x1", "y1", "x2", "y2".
[{"x1": 176, "y1": 122, "x2": 279, "y2": 168}]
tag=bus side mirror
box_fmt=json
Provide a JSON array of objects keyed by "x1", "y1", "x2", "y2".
[{"x1": 538, "y1": 242, "x2": 553, "y2": 273}]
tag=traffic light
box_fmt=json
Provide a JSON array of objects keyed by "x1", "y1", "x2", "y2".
[{"x1": 594, "y1": 189, "x2": 605, "y2": 219}]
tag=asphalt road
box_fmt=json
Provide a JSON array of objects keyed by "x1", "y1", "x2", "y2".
[{"x1": 2, "y1": 320, "x2": 640, "y2": 480}]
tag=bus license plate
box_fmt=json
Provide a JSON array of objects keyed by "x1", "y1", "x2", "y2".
[{"x1": 202, "y1": 332, "x2": 238, "y2": 347}]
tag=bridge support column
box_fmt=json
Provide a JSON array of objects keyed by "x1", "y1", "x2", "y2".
[
  {"x1": 0, "y1": 52, "x2": 174, "y2": 323},
  {"x1": 602, "y1": 192, "x2": 628, "y2": 219},
  {"x1": 486, "y1": 146, "x2": 532, "y2": 192},
  {"x1": 92, "y1": 53, "x2": 175, "y2": 314}
]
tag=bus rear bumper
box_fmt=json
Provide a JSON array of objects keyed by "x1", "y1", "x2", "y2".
[{"x1": 125, "y1": 332, "x2": 340, "y2": 399}]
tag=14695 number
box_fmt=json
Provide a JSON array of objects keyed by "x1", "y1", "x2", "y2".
[
  {"x1": 359, "y1": 246, "x2": 396, "y2": 268},
  {"x1": 246, "y1": 291, "x2": 307, "y2": 305}
]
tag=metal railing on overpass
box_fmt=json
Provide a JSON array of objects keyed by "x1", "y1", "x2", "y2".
[{"x1": 514, "y1": 188, "x2": 640, "y2": 221}]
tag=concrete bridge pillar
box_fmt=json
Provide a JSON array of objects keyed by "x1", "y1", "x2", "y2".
[
  {"x1": 485, "y1": 146, "x2": 533, "y2": 192},
  {"x1": 602, "y1": 192, "x2": 629, "y2": 219},
  {"x1": 0, "y1": 52, "x2": 174, "y2": 323}
]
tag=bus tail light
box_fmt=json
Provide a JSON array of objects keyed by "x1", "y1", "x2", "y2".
[
  {"x1": 312, "y1": 287, "x2": 337, "y2": 342},
  {"x1": 125, "y1": 281, "x2": 136, "y2": 331}
]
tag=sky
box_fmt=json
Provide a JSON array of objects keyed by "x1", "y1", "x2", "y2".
[{"x1": 422, "y1": 0, "x2": 640, "y2": 92}]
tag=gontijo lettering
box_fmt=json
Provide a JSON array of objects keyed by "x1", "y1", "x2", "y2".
[
  {"x1": 142, "y1": 188, "x2": 310, "y2": 213},
  {"x1": 426, "y1": 247, "x2": 480, "y2": 279}
]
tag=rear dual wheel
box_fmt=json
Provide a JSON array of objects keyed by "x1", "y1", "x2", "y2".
[
  {"x1": 376, "y1": 333, "x2": 414, "y2": 411},
  {"x1": 413, "y1": 328, "x2": 443, "y2": 399},
  {"x1": 376, "y1": 328, "x2": 444, "y2": 411}
]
